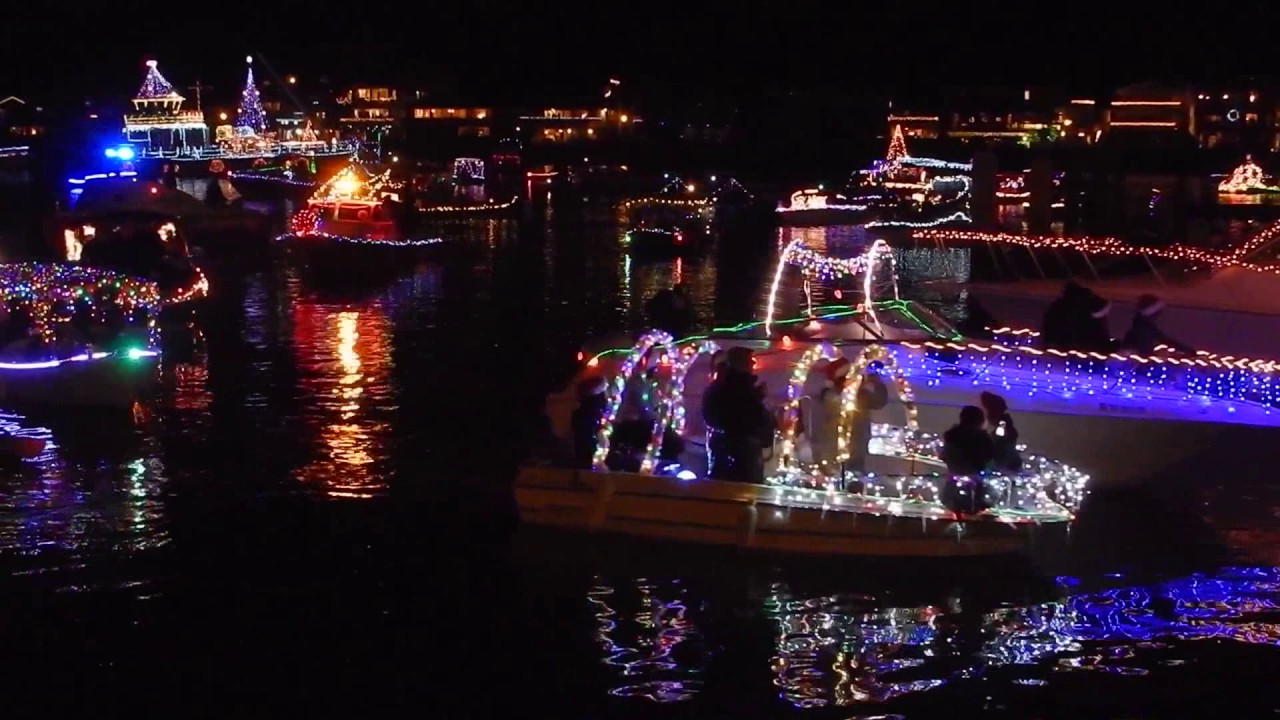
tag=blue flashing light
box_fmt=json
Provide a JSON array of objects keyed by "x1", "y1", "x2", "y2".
[{"x1": 105, "y1": 146, "x2": 135, "y2": 161}]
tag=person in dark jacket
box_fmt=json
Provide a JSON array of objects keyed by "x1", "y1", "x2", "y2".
[
  {"x1": 161, "y1": 163, "x2": 179, "y2": 190},
  {"x1": 942, "y1": 406, "x2": 994, "y2": 476},
  {"x1": 645, "y1": 283, "x2": 692, "y2": 337},
  {"x1": 1121, "y1": 294, "x2": 1193, "y2": 355},
  {"x1": 571, "y1": 376, "x2": 609, "y2": 469},
  {"x1": 979, "y1": 391, "x2": 1021, "y2": 473},
  {"x1": 1074, "y1": 293, "x2": 1115, "y2": 353},
  {"x1": 1040, "y1": 281, "x2": 1090, "y2": 349},
  {"x1": 954, "y1": 295, "x2": 997, "y2": 340},
  {"x1": 702, "y1": 346, "x2": 773, "y2": 483}
]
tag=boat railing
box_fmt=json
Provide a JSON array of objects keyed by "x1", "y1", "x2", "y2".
[{"x1": 912, "y1": 222, "x2": 1280, "y2": 287}]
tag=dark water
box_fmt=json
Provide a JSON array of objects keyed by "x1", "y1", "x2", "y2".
[{"x1": 3, "y1": 189, "x2": 1280, "y2": 717}]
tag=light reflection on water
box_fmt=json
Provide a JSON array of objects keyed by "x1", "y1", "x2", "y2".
[
  {"x1": 590, "y1": 576, "x2": 705, "y2": 703},
  {"x1": 753, "y1": 567, "x2": 1280, "y2": 710},
  {"x1": 289, "y1": 295, "x2": 396, "y2": 499},
  {"x1": 0, "y1": 411, "x2": 168, "y2": 566}
]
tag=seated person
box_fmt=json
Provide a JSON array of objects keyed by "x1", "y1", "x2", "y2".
[
  {"x1": 941, "y1": 406, "x2": 994, "y2": 476},
  {"x1": 1120, "y1": 294, "x2": 1193, "y2": 355}
]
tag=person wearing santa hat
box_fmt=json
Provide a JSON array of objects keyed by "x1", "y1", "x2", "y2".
[
  {"x1": 811, "y1": 356, "x2": 889, "y2": 474},
  {"x1": 1120, "y1": 294, "x2": 1194, "y2": 355}
]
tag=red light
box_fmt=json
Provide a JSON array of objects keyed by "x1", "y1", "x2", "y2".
[
  {"x1": 576, "y1": 351, "x2": 585, "y2": 361},
  {"x1": 674, "y1": 232, "x2": 684, "y2": 244},
  {"x1": 149, "y1": 186, "x2": 158, "y2": 194},
  {"x1": 782, "y1": 335, "x2": 793, "y2": 348},
  {"x1": 834, "y1": 289, "x2": 842, "y2": 299}
]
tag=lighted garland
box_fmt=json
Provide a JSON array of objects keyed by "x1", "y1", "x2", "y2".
[
  {"x1": 0, "y1": 263, "x2": 160, "y2": 347},
  {"x1": 275, "y1": 231, "x2": 444, "y2": 248},
  {"x1": 777, "y1": 343, "x2": 841, "y2": 468},
  {"x1": 639, "y1": 339, "x2": 718, "y2": 474},
  {"x1": 911, "y1": 219, "x2": 1280, "y2": 274},
  {"x1": 416, "y1": 196, "x2": 517, "y2": 213},
  {"x1": 591, "y1": 330, "x2": 673, "y2": 471},
  {"x1": 835, "y1": 345, "x2": 919, "y2": 464},
  {"x1": 229, "y1": 170, "x2": 316, "y2": 188},
  {"x1": 765, "y1": 238, "x2": 898, "y2": 331},
  {"x1": 311, "y1": 162, "x2": 392, "y2": 204}
]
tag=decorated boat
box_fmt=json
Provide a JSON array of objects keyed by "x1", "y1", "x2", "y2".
[
  {"x1": 1217, "y1": 156, "x2": 1280, "y2": 195},
  {"x1": 67, "y1": 176, "x2": 270, "y2": 242},
  {"x1": 57, "y1": 216, "x2": 209, "y2": 308},
  {"x1": 0, "y1": 264, "x2": 161, "y2": 409},
  {"x1": 280, "y1": 162, "x2": 443, "y2": 274},
  {"x1": 526, "y1": 331, "x2": 1086, "y2": 557},
  {"x1": 777, "y1": 125, "x2": 972, "y2": 228},
  {"x1": 227, "y1": 154, "x2": 323, "y2": 200}
]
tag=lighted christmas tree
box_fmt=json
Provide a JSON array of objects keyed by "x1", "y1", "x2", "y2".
[
  {"x1": 886, "y1": 124, "x2": 908, "y2": 163},
  {"x1": 235, "y1": 56, "x2": 268, "y2": 134},
  {"x1": 137, "y1": 59, "x2": 179, "y2": 99}
]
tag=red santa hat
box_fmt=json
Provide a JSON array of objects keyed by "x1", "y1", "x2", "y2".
[
  {"x1": 1136, "y1": 294, "x2": 1165, "y2": 317},
  {"x1": 824, "y1": 356, "x2": 852, "y2": 385}
]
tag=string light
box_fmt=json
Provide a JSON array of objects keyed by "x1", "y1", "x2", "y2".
[
  {"x1": 275, "y1": 231, "x2": 444, "y2": 247},
  {"x1": 416, "y1": 196, "x2": 517, "y2": 214},
  {"x1": 0, "y1": 263, "x2": 160, "y2": 349},
  {"x1": 639, "y1": 339, "x2": 718, "y2": 474},
  {"x1": 310, "y1": 162, "x2": 392, "y2": 206},
  {"x1": 591, "y1": 330, "x2": 673, "y2": 472},
  {"x1": 234, "y1": 56, "x2": 267, "y2": 134},
  {"x1": 913, "y1": 219, "x2": 1280, "y2": 274},
  {"x1": 136, "y1": 59, "x2": 178, "y2": 99},
  {"x1": 229, "y1": 169, "x2": 316, "y2": 187}
]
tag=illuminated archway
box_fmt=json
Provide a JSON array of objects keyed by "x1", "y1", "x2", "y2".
[
  {"x1": 639, "y1": 339, "x2": 719, "y2": 474},
  {"x1": 836, "y1": 344, "x2": 919, "y2": 463},
  {"x1": 764, "y1": 239, "x2": 899, "y2": 333},
  {"x1": 777, "y1": 343, "x2": 842, "y2": 468},
  {"x1": 591, "y1": 329, "x2": 674, "y2": 471}
]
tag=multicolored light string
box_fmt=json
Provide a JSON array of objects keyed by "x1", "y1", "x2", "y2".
[
  {"x1": 0, "y1": 263, "x2": 161, "y2": 347},
  {"x1": 592, "y1": 330, "x2": 673, "y2": 471},
  {"x1": 416, "y1": 196, "x2": 517, "y2": 213},
  {"x1": 639, "y1": 339, "x2": 718, "y2": 474}
]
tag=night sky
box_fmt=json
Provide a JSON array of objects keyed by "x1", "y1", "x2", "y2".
[{"x1": 3, "y1": 3, "x2": 1275, "y2": 109}]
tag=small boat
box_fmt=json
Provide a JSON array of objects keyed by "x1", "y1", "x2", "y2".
[
  {"x1": 622, "y1": 223, "x2": 698, "y2": 257},
  {"x1": 67, "y1": 176, "x2": 270, "y2": 243},
  {"x1": 0, "y1": 263, "x2": 162, "y2": 409},
  {"x1": 56, "y1": 214, "x2": 210, "y2": 308},
  {"x1": 526, "y1": 332, "x2": 1085, "y2": 558},
  {"x1": 1218, "y1": 156, "x2": 1280, "y2": 195}
]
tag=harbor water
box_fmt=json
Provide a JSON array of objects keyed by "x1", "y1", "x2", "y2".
[{"x1": 2, "y1": 182, "x2": 1280, "y2": 718}]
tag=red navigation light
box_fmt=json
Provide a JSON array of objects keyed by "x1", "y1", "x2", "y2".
[
  {"x1": 576, "y1": 351, "x2": 585, "y2": 361},
  {"x1": 149, "y1": 186, "x2": 158, "y2": 194},
  {"x1": 674, "y1": 232, "x2": 684, "y2": 244}
]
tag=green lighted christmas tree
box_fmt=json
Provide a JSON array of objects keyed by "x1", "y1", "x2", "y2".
[{"x1": 235, "y1": 56, "x2": 267, "y2": 134}]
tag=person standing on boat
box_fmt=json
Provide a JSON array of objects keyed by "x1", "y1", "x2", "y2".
[
  {"x1": 1040, "y1": 281, "x2": 1090, "y2": 349},
  {"x1": 161, "y1": 163, "x2": 179, "y2": 190},
  {"x1": 645, "y1": 283, "x2": 692, "y2": 338},
  {"x1": 979, "y1": 391, "x2": 1021, "y2": 473},
  {"x1": 941, "y1": 406, "x2": 995, "y2": 514},
  {"x1": 1120, "y1": 294, "x2": 1194, "y2": 355},
  {"x1": 702, "y1": 346, "x2": 773, "y2": 483},
  {"x1": 812, "y1": 357, "x2": 889, "y2": 476}
]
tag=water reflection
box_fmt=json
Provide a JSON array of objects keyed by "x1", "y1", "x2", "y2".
[
  {"x1": 760, "y1": 568, "x2": 1280, "y2": 710},
  {"x1": 589, "y1": 576, "x2": 704, "y2": 702},
  {"x1": 290, "y1": 297, "x2": 394, "y2": 498},
  {"x1": 0, "y1": 411, "x2": 168, "y2": 565}
]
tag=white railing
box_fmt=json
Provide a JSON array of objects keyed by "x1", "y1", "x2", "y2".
[{"x1": 136, "y1": 139, "x2": 360, "y2": 161}]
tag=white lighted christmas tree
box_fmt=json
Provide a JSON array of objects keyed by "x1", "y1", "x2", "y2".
[
  {"x1": 235, "y1": 56, "x2": 268, "y2": 134},
  {"x1": 886, "y1": 124, "x2": 908, "y2": 164},
  {"x1": 137, "y1": 60, "x2": 180, "y2": 99}
]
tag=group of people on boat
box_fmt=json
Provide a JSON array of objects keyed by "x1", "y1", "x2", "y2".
[
  {"x1": 1040, "y1": 282, "x2": 1193, "y2": 355},
  {"x1": 0, "y1": 297, "x2": 144, "y2": 360}
]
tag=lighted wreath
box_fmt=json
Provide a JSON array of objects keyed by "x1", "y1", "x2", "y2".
[{"x1": 289, "y1": 209, "x2": 321, "y2": 236}]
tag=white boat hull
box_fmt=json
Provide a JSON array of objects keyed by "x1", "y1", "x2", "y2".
[
  {"x1": 0, "y1": 355, "x2": 158, "y2": 409},
  {"x1": 516, "y1": 465, "x2": 1059, "y2": 557}
]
